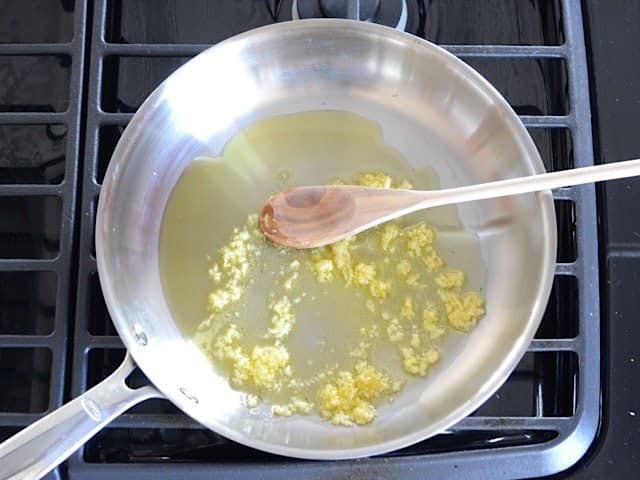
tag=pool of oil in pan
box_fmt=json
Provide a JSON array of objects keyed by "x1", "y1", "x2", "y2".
[{"x1": 159, "y1": 110, "x2": 486, "y2": 419}]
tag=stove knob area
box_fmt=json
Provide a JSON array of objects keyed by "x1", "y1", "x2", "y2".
[{"x1": 293, "y1": 0, "x2": 407, "y2": 31}]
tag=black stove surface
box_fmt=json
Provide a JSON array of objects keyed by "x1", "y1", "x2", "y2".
[
  {"x1": 557, "y1": 1, "x2": 640, "y2": 478},
  {"x1": 1, "y1": 1, "x2": 633, "y2": 479}
]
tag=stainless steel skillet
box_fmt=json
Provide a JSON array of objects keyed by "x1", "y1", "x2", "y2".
[{"x1": 0, "y1": 19, "x2": 556, "y2": 479}]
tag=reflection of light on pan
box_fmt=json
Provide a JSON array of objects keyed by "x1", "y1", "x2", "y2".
[{"x1": 162, "y1": 49, "x2": 261, "y2": 143}]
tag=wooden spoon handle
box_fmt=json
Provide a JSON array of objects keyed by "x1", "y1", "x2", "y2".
[
  {"x1": 260, "y1": 159, "x2": 640, "y2": 249},
  {"x1": 420, "y1": 158, "x2": 640, "y2": 210}
]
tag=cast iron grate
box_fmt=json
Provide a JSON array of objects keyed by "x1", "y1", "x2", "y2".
[
  {"x1": 0, "y1": 1, "x2": 86, "y2": 479},
  {"x1": 70, "y1": 1, "x2": 599, "y2": 479}
]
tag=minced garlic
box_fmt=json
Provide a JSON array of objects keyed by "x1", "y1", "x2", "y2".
[
  {"x1": 401, "y1": 346, "x2": 440, "y2": 376},
  {"x1": 358, "y1": 172, "x2": 392, "y2": 189},
  {"x1": 273, "y1": 398, "x2": 313, "y2": 417},
  {"x1": 423, "y1": 306, "x2": 446, "y2": 340},
  {"x1": 312, "y1": 258, "x2": 334, "y2": 282},
  {"x1": 211, "y1": 324, "x2": 291, "y2": 390},
  {"x1": 283, "y1": 272, "x2": 298, "y2": 290},
  {"x1": 243, "y1": 345, "x2": 290, "y2": 389},
  {"x1": 369, "y1": 279, "x2": 391, "y2": 299},
  {"x1": 406, "y1": 273, "x2": 421, "y2": 286},
  {"x1": 399, "y1": 296, "x2": 415, "y2": 320},
  {"x1": 435, "y1": 270, "x2": 465, "y2": 289},
  {"x1": 195, "y1": 171, "x2": 486, "y2": 426},
  {"x1": 318, "y1": 362, "x2": 390, "y2": 426},
  {"x1": 207, "y1": 219, "x2": 261, "y2": 312},
  {"x1": 380, "y1": 223, "x2": 400, "y2": 252},
  {"x1": 422, "y1": 246, "x2": 444, "y2": 272},
  {"x1": 404, "y1": 223, "x2": 435, "y2": 258},
  {"x1": 396, "y1": 259, "x2": 412, "y2": 276},
  {"x1": 387, "y1": 317, "x2": 404, "y2": 342},
  {"x1": 267, "y1": 296, "x2": 295, "y2": 340},
  {"x1": 439, "y1": 290, "x2": 485, "y2": 331},
  {"x1": 354, "y1": 262, "x2": 376, "y2": 285},
  {"x1": 329, "y1": 239, "x2": 353, "y2": 283}
]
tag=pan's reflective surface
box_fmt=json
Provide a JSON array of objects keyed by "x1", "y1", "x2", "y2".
[{"x1": 97, "y1": 20, "x2": 556, "y2": 458}]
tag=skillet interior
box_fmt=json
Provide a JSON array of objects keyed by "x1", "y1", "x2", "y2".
[{"x1": 96, "y1": 20, "x2": 556, "y2": 459}]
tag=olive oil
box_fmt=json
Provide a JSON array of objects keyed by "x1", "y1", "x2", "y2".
[{"x1": 159, "y1": 111, "x2": 486, "y2": 421}]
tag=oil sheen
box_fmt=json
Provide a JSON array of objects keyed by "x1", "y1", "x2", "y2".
[{"x1": 159, "y1": 111, "x2": 486, "y2": 425}]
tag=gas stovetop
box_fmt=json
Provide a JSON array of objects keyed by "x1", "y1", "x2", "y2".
[{"x1": 0, "y1": 1, "x2": 606, "y2": 479}]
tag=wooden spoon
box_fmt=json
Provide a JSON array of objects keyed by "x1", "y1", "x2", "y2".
[{"x1": 260, "y1": 158, "x2": 640, "y2": 249}]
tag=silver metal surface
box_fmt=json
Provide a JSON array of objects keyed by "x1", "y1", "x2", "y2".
[{"x1": 0, "y1": 19, "x2": 557, "y2": 476}]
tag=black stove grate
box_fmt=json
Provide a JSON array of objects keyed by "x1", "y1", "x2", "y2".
[
  {"x1": 0, "y1": 1, "x2": 87, "y2": 479},
  {"x1": 67, "y1": 1, "x2": 599, "y2": 478}
]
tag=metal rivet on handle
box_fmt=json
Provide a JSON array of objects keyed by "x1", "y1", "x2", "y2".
[
  {"x1": 179, "y1": 387, "x2": 199, "y2": 404},
  {"x1": 133, "y1": 324, "x2": 148, "y2": 346}
]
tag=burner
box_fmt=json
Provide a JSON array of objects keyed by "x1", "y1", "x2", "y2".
[{"x1": 293, "y1": 0, "x2": 408, "y2": 31}]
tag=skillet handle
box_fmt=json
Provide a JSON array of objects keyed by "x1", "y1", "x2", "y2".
[{"x1": 0, "y1": 353, "x2": 162, "y2": 480}]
